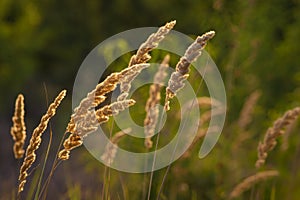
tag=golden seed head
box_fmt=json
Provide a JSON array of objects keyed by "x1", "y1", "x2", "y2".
[{"x1": 10, "y1": 94, "x2": 26, "y2": 159}]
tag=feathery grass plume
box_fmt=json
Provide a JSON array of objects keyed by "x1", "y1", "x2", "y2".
[
  {"x1": 128, "y1": 20, "x2": 176, "y2": 67},
  {"x1": 116, "y1": 21, "x2": 175, "y2": 101},
  {"x1": 58, "y1": 99, "x2": 136, "y2": 160},
  {"x1": 10, "y1": 94, "x2": 26, "y2": 159},
  {"x1": 255, "y1": 107, "x2": 300, "y2": 168},
  {"x1": 229, "y1": 170, "x2": 279, "y2": 199},
  {"x1": 60, "y1": 65, "x2": 148, "y2": 161},
  {"x1": 238, "y1": 90, "x2": 261, "y2": 129},
  {"x1": 164, "y1": 31, "x2": 215, "y2": 111},
  {"x1": 66, "y1": 63, "x2": 149, "y2": 135},
  {"x1": 66, "y1": 21, "x2": 175, "y2": 134},
  {"x1": 18, "y1": 90, "x2": 66, "y2": 194},
  {"x1": 144, "y1": 55, "x2": 170, "y2": 148},
  {"x1": 101, "y1": 128, "x2": 131, "y2": 165}
]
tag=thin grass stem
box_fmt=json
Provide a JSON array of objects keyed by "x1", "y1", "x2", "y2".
[{"x1": 157, "y1": 57, "x2": 209, "y2": 199}]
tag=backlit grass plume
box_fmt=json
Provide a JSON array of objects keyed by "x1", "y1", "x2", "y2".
[
  {"x1": 238, "y1": 90, "x2": 261, "y2": 130},
  {"x1": 58, "y1": 99, "x2": 136, "y2": 160},
  {"x1": 59, "y1": 22, "x2": 176, "y2": 160},
  {"x1": 10, "y1": 94, "x2": 26, "y2": 159},
  {"x1": 117, "y1": 21, "x2": 175, "y2": 101},
  {"x1": 144, "y1": 54, "x2": 170, "y2": 148},
  {"x1": 18, "y1": 90, "x2": 66, "y2": 194},
  {"x1": 164, "y1": 31, "x2": 215, "y2": 111},
  {"x1": 59, "y1": 64, "x2": 149, "y2": 160},
  {"x1": 66, "y1": 63, "x2": 149, "y2": 137},
  {"x1": 229, "y1": 170, "x2": 279, "y2": 199},
  {"x1": 255, "y1": 107, "x2": 300, "y2": 168},
  {"x1": 128, "y1": 20, "x2": 176, "y2": 67}
]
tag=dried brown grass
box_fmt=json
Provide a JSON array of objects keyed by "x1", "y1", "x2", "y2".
[
  {"x1": 58, "y1": 99, "x2": 136, "y2": 160},
  {"x1": 229, "y1": 170, "x2": 279, "y2": 199},
  {"x1": 255, "y1": 107, "x2": 300, "y2": 168},
  {"x1": 10, "y1": 94, "x2": 26, "y2": 159},
  {"x1": 144, "y1": 54, "x2": 170, "y2": 148},
  {"x1": 18, "y1": 90, "x2": 66, "y2": 194},
  {"x1": 59, "y1": 22, "x2": 176, "y2": 160},
  {"x1": 118, "y1": 20, "x2": 175, "y2": 101},
  {"x1": 128, "y1": 21, "x2": 176, "y2": 67},
  {"x1": 164, "y1": 31, "x2": 215, "y2": 111},
  {"x1": 238, "y1": 90, "x2": 261, "y2": 129},
  {"x1": 59, "y1": 64, "x2": 148, "y2": 160}
]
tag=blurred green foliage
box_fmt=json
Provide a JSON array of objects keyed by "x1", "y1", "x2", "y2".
[{"x1": 1, "y1": 0, "x2": 300, "y2": 199}]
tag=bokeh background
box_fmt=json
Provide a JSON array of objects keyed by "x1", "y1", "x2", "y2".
[{"x1": 1, "y1": 0, "x2": 300, "y2": 199}]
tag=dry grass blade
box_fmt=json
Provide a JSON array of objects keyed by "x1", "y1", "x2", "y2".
[
  {"x1": 164, "y1": 31, "x2": 215, "y2": 111},
  {"x1": 10, "y1": 94, "x2": 26, "y2": 159},
  {"x1": 229, "y1": 170, "x2": 279, "y2": 199},
  {"x1": 144, "y1": 55, "x2": 170, "y2": 148},
  {"x1": 18, "y1": 90, "x2": 66, "y2": 194},
  {"x1": 58, "y1": 99, "x2": 136, "y2": 160},
  {"x1": 101, "y1": 128, "x2": 131, "y2": 165},
  {"x1": 255, "y1": 107, "x2": 300, "y2": 168}
]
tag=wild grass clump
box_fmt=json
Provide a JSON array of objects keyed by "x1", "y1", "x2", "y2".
[{"x1": 5, "y1": 20, "x2": 300, "y2": 200}]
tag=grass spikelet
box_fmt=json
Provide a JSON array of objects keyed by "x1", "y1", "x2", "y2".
[
  {"x1": 229, "y1": 170, "x2": 279, "y2": 199},
  {"x1": 117, "y1": 21, "x2": 175, "y2": 101},
  {"x1": 101, "y1": 128, "x2": 131, "y2": 165},
  {"x1": 144, "y1": 55, "x2": 170, "y2": 148},
  {"x1": 95, "y1": 99, "x2": 136, "y2": 125},
  {"x1": 255, "y1": 107, "x2": 300, "y2": 168},
  {"x1": 117, "y1": 63, "x2": 150, "y2": 101},
  {"x1": 18, "y1": 90, "x2": 66, "y2": 194},
  {"x1": 58, "y1": 99, "x2": 136, "y2": 160},
  {"x1": 238, "y1": 90, "x2": 261, "y2": 129},
  {"x1": 128, "y1": 21, "x2": 176, "y2": 67},
  {"x1": 164, "y1": 31, "x2": 215, "y2": 111},
  {"x1": 10, "y1": 94, "x2": 26, "y2": 159},
  {"x1": 66, "y1": 72, "x2": 120, "y2": 135}
]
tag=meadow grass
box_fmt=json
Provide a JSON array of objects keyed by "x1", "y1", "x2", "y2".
[{"x1": 6, "y1": 21, "x2": 300, "y2": 200}]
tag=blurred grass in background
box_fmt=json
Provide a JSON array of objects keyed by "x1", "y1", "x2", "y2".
[{"x1": 0, "y1": 0, "x2": 300, "y2": 199}]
